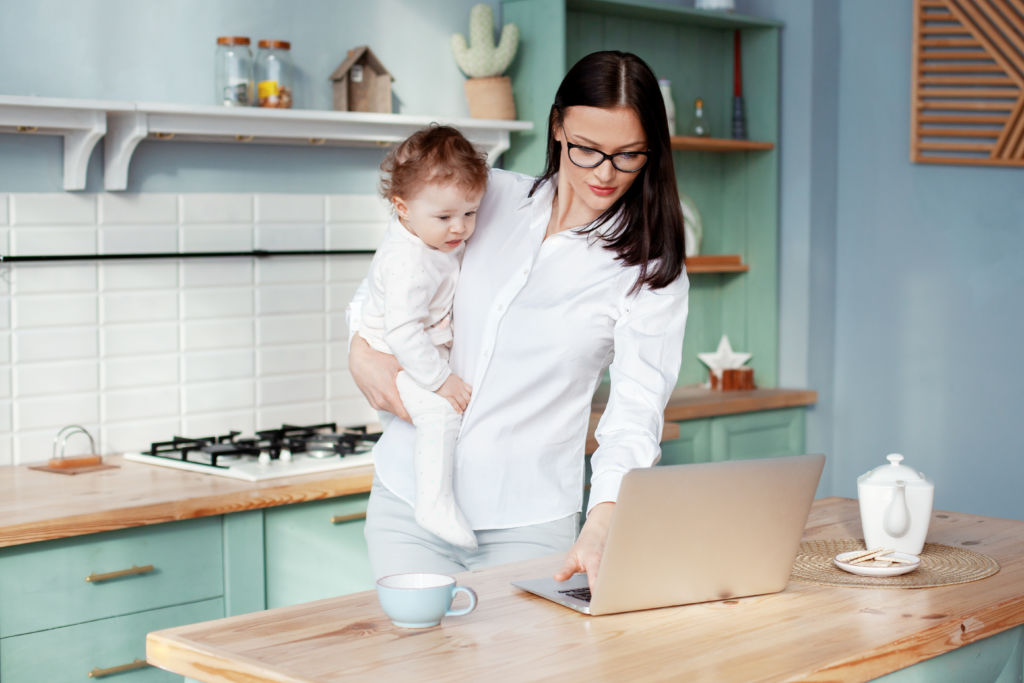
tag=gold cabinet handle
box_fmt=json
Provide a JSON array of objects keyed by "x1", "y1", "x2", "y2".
[
  {"x1": 16, "y1": 125, "x2": 39, "y2": 133},
  {"x1": 85, "y1": 564, "x2": 155, "y2": 583},
  {"x1": 89, "y1": 658, "x2": 149, "y2": 678},
  {"x1": 330, "y1": 512, "x2": 367, "y2": 524}
]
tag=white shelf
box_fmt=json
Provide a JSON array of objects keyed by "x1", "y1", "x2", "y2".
[
  {"x1": 0, "y1": 96, "x2": 533, "y2": 191},
  {"x1": 0, "y1": 96, "x2": 133, "y2": 190}
]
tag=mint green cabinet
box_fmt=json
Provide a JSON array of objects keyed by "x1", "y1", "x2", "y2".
[
  {"x1": 659, "y1": 409, "x2": 806, "y2": 465},
  {"x1": 264, "y1": 493, "x2": 374, "y2": 608},
  {"x1": 0, "y1": 517, "x2": 223, "y2": 638},
  {"x1": 0, "y1": 599, "x2": 223, "y2": 682}
]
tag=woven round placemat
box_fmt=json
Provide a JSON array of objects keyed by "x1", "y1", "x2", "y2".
[{"x1": 791, "y1": 539, "x2": 1000, "y2": 589}]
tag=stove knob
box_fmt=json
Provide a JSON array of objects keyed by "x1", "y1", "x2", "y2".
[
  {"x1": 280, "y1": 448, "x2": 292, "y2": 463},
  {"x1": 258, "y1": 451, "x2": 271, "y2": 466}
]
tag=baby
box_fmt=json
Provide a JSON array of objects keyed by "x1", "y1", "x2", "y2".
[{"x1": 358, "y1": 125, "x2": 488, "y2": 550}]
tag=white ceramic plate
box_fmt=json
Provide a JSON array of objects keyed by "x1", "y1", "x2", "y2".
[{"x1": 833, "y1": 551, "x2": 921, "y2": 577}]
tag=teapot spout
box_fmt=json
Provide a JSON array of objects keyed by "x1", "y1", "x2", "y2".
[{"x1": 883, "y1": 481, "x2": 911, "y2": 537}]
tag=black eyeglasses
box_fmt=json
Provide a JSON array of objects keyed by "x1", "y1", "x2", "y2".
[{"x1": 562, "y1": 129, "x2": 649, "y2": 173}]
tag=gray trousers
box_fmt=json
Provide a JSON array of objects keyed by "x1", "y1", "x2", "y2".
[{"x1": 364, "y1": 476, "x2": 580, "y2": 579}]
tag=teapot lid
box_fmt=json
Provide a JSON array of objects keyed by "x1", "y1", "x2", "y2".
[{"x1": 858, "y1": 453, "x2": 931, "y2": 486}]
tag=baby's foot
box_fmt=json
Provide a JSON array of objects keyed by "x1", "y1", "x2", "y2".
[{"x1": 416, "y1": 502, "x2": 478, "y2": 550}]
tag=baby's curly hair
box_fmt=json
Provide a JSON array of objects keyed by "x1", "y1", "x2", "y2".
[{"x1": 379, "y1": 124, "x2": 489, "y2": 202}]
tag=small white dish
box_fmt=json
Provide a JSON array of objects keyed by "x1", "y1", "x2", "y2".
[{"x1": 834, "y1": 551, "x2": 921, "y2": 577}]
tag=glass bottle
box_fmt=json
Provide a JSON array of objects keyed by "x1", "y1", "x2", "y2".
[
  {"x1": 658, "y1": 79, "x2": 676, "y2": 137},
  {"x1": 689, "y1": 97, "x2": 711, "y2": 137},
  {"x1": 255, "y1": 40, "x2": 294, "y2": 108},
  {"x1": 214, "y1": 36, "x2": 254, "y2": 106}
]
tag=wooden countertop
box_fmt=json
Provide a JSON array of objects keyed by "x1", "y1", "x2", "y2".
[
  {"x1": 145, "y1": 498, "x2": 1024, "y2": 682},
  {"x1": 0, "y1": 386, "x2": 813, "y2": 549},
  {"x1": 0, "y1": 456, "x2": 376, "y2": 549}
]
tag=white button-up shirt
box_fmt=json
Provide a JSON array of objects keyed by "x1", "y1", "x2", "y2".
[{"x1": 352, "y1": 168, "x2": 689, "y2": 530}]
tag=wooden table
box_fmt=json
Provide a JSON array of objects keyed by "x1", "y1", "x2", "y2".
[{"x1": 146, "y1": 498, "x2": 1024, "y2": 682}]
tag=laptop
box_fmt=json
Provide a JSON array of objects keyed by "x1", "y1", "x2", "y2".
[{"x1": 512, "y1": 453, "x2": 825, "y2": 615}]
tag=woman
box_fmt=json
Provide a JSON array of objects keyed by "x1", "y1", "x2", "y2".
[{"x1": 348, "y1": 51, "x2": 689, "y2": 589}]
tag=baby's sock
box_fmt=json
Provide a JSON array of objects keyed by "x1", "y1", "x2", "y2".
[
  {"x1": 412, "y1": 414, "x2": 477, "y2": 550},
  {"x1": 394, "y1": 371, "x2": 477, "y2": 550}
]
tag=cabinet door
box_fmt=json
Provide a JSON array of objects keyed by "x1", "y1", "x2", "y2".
[
  {"x1": 710, "y1": 409, "x2": 806, "y2": 461},
  {"x1": 264, "y1": 494, "x2": 373, "y2": 608},
  {"x1": 658, "y1": 419, "x2": 712, "y2": 465},
  {"x1": 0, "y1": 517, "x2": 223, "y2": 637},
  {"x1": 0, "y1": 598, "x2": 223, "y2": 683}
]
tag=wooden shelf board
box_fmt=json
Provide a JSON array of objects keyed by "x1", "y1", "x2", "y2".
[
  {"x1": 685, "y1": 254, "x2": 749, "y2": 273},
  {"x1": 671, "y1": 136, "x2": 775, "y2": 152},
  {"x1": 593, "y1": 385, "x2": 818, "y2": 423}
]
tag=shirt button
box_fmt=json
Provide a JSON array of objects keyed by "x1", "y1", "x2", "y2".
[{"x1": 496, "y1": 303, "x2": 505, "y2": 312}]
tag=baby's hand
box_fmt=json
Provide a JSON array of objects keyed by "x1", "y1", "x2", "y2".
[{"x1": 436, "y1": 374, "x2": 472, "y2": 413}]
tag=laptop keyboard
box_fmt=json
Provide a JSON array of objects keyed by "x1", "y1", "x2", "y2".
[{"x1": 558, "y1": 587, "x2": 592, "y2": 602}]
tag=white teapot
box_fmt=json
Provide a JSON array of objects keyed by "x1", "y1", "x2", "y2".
[{"x1": 857, "y1": 453, "x2": 934, "y2": 555}]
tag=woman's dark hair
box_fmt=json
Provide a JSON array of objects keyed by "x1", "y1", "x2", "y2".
[{"x1": 530, "y1": 51, "x2": 685, "y2": 292}]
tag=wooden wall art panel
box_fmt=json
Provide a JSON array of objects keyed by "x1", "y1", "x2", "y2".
[{"x1": 911, "y1": 0, "x2": 1024, "y2": 167}]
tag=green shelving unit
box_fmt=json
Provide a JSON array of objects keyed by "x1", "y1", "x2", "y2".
[{"x1": 502, "y1": 0, "x2": 781, "y2": 388}]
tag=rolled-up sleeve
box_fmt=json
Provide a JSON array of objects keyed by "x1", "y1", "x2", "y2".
[{"x1": 587, "y1": 270, "x2": 689, "y2": 511}]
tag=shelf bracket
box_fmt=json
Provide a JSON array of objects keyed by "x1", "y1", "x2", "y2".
[
  {"x1": 62, "y1": 111, "x2": 105, "y2": 191},
  {"x1": 104, "y1": 111, "x2": 148, "y2": 191}
]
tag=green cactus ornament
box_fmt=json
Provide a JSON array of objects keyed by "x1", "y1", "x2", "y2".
[{"x1": 451, "y1": 4, "x2": 519, "y2": 78}]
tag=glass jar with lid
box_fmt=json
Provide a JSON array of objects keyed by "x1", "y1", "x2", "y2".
[
  {"x1": 255, "y1": 39, "x2": 293, "y2": 108},
  {"x1": 214, "y1": 36, "x2": 254, "y2": 106}
]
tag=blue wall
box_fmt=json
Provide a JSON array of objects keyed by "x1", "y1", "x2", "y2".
[
  {"x1": 742, "y1": 0, "x2": 1024, "y2": 520},
  {"x1": 0, "y1": 0, "x2": 500, "y2": 193}
]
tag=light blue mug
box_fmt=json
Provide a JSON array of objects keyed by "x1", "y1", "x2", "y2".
[{"x1": 376, "y1": 573, "x2": 477, "y2": 628}]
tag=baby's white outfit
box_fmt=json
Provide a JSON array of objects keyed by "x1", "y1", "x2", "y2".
[{"x1": 360, "y1": 217, "x2": 476, "y2": 549}]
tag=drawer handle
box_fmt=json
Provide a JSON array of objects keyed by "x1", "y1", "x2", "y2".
[
  {"x1": 330, "y1": 512, "x2": 366, "y2": 524},
  {"x1": 85, "y1": 564, "x2": 155, "y2": 583},
  {"x1": 88, "y1": 658, "x2": 149, "y2": 678}
]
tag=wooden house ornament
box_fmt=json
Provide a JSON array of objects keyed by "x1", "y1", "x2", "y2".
[{"x1": 330, "y1": 46, "x2": 394, "y2": 113}]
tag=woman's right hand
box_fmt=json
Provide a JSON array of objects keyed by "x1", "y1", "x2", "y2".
[{"x1": 348, "y1": 334, "x2": 410, "y2": 422}]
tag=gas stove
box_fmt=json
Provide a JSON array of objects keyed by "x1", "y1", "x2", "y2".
[{"x1": 123, "y1": 422, "x2": 380, "y2": 481}]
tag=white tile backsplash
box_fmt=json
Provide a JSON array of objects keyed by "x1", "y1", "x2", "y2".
[
  {"x1": 102, "y1": 386, "x2": 180, "y2": 422},
  {"x1": 101, "y1": 262, "x2": 178, "y2": 291},
  {"x1": 2, "y1": 191, "x2": 375, "y2": 464},
  {"x1": 181, "y1": 225, "x2": 253, "y2": 252},
  {"x1": 12, "y1": 294, "x2": 97, "y2": 328},
  {"x1": 98, "y1": 194, "x2": 178, "y2": 225},
  {"x1": 11, "y1": 226, "x2": 97, "y2": 256},
  {"x1": 14, "y1": 361, "x2": 98, "y2": 398},
  {"x1": 99, "y1": 226, "x2": 178, "y2": 254},
  {"x1": 181, "y1": 194, "x2": 253, "y2": 224},
  {"x1": 258, "y1": 345, "x2": 325, "y2": 376},
  {"x1": 14, "y1": 393, "x2": 99, "y2": 431},
  {"x1": 182, "y1": 379, "x2": 254, "y2": 414},
  {"x1": 101, "y1": 322, "x2": 179, "y2": 357},
  {"x1": 10, "y1": 263, "x2": 97, "y2": 294},
  {"x1": 257, "y1": 285, "x2": 325, "y2": 315},
  {"x1": 102, "y1": 355, "x2": 178, "y2": 389},
  {"x1": 257, "y1": 314, "x2": 324, "y2": 345},
  {"x1": 11, "y1": 194, "x2": 95, "y2": 225},
  {"x1": 326, "y1": 194, "x2": 390, "y2": 222},
  {"x1": 255, "y1": 194, "x2": 325, "y2": 223},
  {"x1": 255, "y1": 223, "x2": 325, "y2": 251},
  {"x1": 13, "y1": 327, "x2": 98, "y2": 363},
  {"x1": 182, "y1": 319, "x2": 254, "y2": 351},
  {"x1": 182, "y1": 287, "x2": 253, "y2": 319},
  {"x1": 102, "y1": 291, "x2": 178, "y2": 324},
  {"x1": 183, "y1": 350, "x2": 254, "y2": 383}
]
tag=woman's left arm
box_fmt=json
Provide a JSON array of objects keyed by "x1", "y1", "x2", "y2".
[{"x1": 554, "y1": 271, "x2": 690, "y2": 588}]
